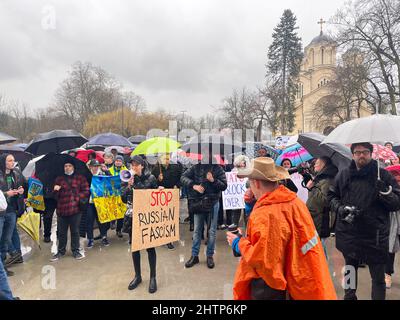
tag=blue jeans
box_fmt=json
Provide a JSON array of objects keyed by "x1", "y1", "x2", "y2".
[
  {"x1": 86, "y1": 204, "x2": 110, "y2": 240},
  {"x1": 192, "y1": 201, "x2": 219, "y2": 257},
  {"x1": 0, "y1": 258, "x2": 13, "y2": 300},
  {"x1": 0, "y1": 212, "x2": 17, "y2": 262},
  {"x1": 8, "y1": 222, "x2": 21, "y2": 255}
]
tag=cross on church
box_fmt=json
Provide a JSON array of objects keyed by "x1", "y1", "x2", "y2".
[{"x1": 318, "y1": 18, "x2": 326, "y2": 33}]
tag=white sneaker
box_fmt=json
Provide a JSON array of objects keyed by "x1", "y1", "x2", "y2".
[{"x1": 385, "y1": 274, "x2": 392, "y2": 289}]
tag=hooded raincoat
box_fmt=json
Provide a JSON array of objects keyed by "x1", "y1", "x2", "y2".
[{"x1": 233, "y1": 185, "x2": 337, "y2": 300}]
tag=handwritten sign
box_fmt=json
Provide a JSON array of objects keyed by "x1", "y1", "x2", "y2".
[
  {"x1": 222, "y1": 172, "x2": 248, "y2": 210},
  {"x1": 132, "y1": 189, "x2": 180, "y2": 251}
]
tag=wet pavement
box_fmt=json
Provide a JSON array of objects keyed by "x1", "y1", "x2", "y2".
[{"x1": 7, "y1": 199, "x2": 400, "y2": 300}]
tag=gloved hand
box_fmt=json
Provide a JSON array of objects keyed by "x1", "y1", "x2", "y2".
[
  {"x1": 338, "y1": 205, "x2": 358, "y2": 217},
  {"x1": 376, "y1": 179, "x2": 392, "y2": 194}
]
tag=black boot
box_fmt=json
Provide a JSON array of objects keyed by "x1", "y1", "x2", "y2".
[
  {"x1": 185, "y1": 256, "x2": 199, "y2": 268},
  {"x1": 207, "y1": 256, "x2": 215, "y2": 269},
  {"x1": 128, "y1": 276, "x2": 142, "y2": 290},
  {"x1": 149, "y1": 277, "x2": 157, "y2": 294}
]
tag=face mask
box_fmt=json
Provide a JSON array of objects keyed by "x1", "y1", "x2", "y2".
[{"x1": 65, "y1": 170, "x2": 74, "y2": 176}]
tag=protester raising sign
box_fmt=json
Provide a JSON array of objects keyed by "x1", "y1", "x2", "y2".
[
  {"x1": 27, "y1": 178, "x2": 45, "y2": 211},
  {"x1": 222, "y1": 172, "x2": 248, "y2": 210},
  {"x1": 132, "y1": 189, "x2": 180, "y2": 251}
]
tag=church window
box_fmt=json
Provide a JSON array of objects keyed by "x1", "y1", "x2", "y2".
[{"x1": 321, "y1": 47, "x2": 325, "y2": 64}]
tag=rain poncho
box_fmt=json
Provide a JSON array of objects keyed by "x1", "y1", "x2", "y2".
[{"x1": 233, "y1": 185, "x2": 337, "y2": 300}]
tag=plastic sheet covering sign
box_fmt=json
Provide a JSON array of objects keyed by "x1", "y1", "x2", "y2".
[
  {"x1": 91, "y1": 175, "x2": 126, "y2": 223},
  {"x1": 27, "y1": 178, "x2": 45, "y2": 211},
  {"x1": 132, "y1": 189, "x2": 180, "y2": 251},
  {"x1": 222, "y1": 172, "x2": 248, "y2": 210}
]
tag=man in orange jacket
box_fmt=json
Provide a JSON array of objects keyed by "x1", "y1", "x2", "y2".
[{"x1": 227, "y1": 157, "x2": 337, "y2": 300}]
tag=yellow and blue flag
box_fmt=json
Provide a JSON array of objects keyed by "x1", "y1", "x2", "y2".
[
  {"x1": 27, "y1": 178, "x2": 45, "y2": 211},
  {"x1": 91, "y1": 176, "x2": 126, "y2": 223}
]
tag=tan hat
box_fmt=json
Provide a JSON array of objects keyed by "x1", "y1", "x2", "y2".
[{"x1": 237, "y1": 157, "x2": 290, "y2": 182}]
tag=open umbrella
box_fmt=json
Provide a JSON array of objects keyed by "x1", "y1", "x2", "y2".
[
  {"x1": 297, "y1": 133, "x2": 352, "y2": 170},
  {"x1": 132, "y1": 137, "x2": 181, "y2": 156},
  {"x1": 372, "y1": 144, "x2": 398, "y2": 163},
  {"x1": 0, "y1": 145, "x2": 33, "y2": 171},
  {"x1": 87, "y1": 133, "x2": 132, "y2": 147},
  {"x1": 35, "y1": 153, "x2": 92, "y2": 191},
  {"x1": 275, "y1": 143, "x2": 313, "y2": 167},
  {"x1": 0, "y1": 132, "x2": 17, "y2": 145},
  {"x1": 25, "y1": 130, "x2": 88, "y2": 156},
  {"x1": 22, "y1": 155, "x2": 46, "y2": 179},
  {"x1": 323, "y1": 114, "x2": 400, "y2": 179},
  {"x1": 243, "y1": 141, "x2": 279, "y2": 160},
  {"x1": 17, "y1": 210, "x2": 41, "y2": 248},
  {"x1": 128, "y1": 135, "x2": 147, "y2": 145},
  {"x1": 181, "y1": 134, "x2": 242, "y2": 164},
  {"x1": 75, "y1": 149, "x2": 104, "y2": 164}
]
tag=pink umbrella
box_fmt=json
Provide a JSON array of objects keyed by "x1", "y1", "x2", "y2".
[{"x1": 372, "y1": 144, "x2": 398, "y2": 163}]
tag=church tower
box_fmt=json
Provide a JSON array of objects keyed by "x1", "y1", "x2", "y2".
[{"x1": 293, "y1": 19, "x2": 338, "y2": 134}]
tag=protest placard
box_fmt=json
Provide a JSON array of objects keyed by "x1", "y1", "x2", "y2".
[
  {"x1": 222, "y1": 172, "x2": 248, "y2": 210},
  {"x1": 132, "y1": 189, "x2": 180, "y2": 251}
]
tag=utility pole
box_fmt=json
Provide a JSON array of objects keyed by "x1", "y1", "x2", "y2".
[{"x1": 180, "y1": 110, "x2": 187, "y2": 132}]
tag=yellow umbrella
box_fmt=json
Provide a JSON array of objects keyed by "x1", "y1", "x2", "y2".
[{"x1": 17, "y1": 210, "x2": 41, "y2": 248}]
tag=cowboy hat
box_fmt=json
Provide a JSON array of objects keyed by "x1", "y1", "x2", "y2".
[{"x1": 237, "y1": 157, "x2": 290, "y2": 181}]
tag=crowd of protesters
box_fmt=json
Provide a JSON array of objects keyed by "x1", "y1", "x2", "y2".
[{"x1": 1, "y1": 139, "x2": 400, "y2": 300}]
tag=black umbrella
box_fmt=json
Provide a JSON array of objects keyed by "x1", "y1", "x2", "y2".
[
  {"x1": 298, "y1": 132, "x2": 352, "y2": 170},
  {"x1": 181, "y1": 133, "x2": 242, "y2": 164},
  {"x1": 25, "y1": 130, "x2": 88, "y2": 156},
  {"x1": 0, "y1": 132, "x2": 17, "y2": 145},
  {"x1": 35, "y1": 153, "x2": 92, "y2": 191},
  {"x1": 0, "y1": 145, "x2": 33, "y2": 171}
]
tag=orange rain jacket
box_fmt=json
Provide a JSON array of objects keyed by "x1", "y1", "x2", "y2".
[{"x1": 233, "y1": 185, "x2": 337, "y2": 300}]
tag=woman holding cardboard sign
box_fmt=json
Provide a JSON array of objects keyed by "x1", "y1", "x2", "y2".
[{"x1": 121, "y1": 155, "x2": 159, "y2": 294}]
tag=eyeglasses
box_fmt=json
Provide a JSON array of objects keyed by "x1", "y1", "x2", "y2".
[{"x1": 353, "y1": 150, "x2": 371, "y2": 156}]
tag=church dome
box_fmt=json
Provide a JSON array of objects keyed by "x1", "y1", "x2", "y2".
[{"x1": 308, "y1": 31, "x2": 335, "y2": 46}]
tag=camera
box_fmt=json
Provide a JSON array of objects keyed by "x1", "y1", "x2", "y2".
[
  {"x1": 228, "y1": 224, "x2": 242, "y2": 257},
  {"x1": 288, "y1": 164, "x2": 313, "y2": 187},
  {"x1": 342, "y1": 206, "x2": 362, "y2": 225}
]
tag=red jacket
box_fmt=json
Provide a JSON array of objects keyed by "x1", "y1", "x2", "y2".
[{"x1": 54, "y1": 174, "x2": 90, "y2": 217}]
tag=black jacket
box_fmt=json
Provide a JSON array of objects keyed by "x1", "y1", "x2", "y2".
[
  {"x1": 180, "y1": 164, "x2": 228, "y2": 200},
  {"x1": 306, "y1": 164, "x2": 338, "y2": 238},
  {"x1": 0, "y1": 165, "x2": 27, "y2": 217},
  {"x1": 151, "y1": 163, "x2": 183, "y2": 189},
  {"x1": 327, "y1": 160, "x2": 400, "y2": 264},
  {"x1": 121, "y1": 170, "x2": 158, "y2": 204}
]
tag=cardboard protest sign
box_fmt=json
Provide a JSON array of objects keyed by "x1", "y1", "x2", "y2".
[
  {"x1": 132, "y1": 189, "x2": 180, "y2": 251},
  {"x1": 222, "y1": 172, "x2": 248, "y2": 210}
]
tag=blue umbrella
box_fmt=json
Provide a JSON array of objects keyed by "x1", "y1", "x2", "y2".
[
  {"x1": 276, "y1": 143, "x2": 313, "y2": 167},
  {"x1": 87, "y1": 133, "x2": 133, "y2": 147}
]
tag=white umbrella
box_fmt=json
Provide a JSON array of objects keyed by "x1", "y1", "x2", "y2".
[
  {"x1": 322, "y1": 114, "x2": 400, "y2": 145},
  {"x1": 22, "y1": 155, "x2": 46, "y2": 179},
  {"x1": 322, "y1": 114, "x2": 400, "y2": 180}
]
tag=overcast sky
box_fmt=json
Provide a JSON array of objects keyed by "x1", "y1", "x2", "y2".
[{"x1": 0, "y1": 0, "x2": 347, "y2": 118}]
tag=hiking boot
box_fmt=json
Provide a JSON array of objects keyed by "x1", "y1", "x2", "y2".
[
  {"x1": 385, "y1": 274, "x2": 392, "y2": 289},
  {"x1": 207, "y1": 256, "x2": 215, "y2": 269},
  {"x1": 101, "y1": 237, "x2": 110, "y2": 247},
  {"x1": 185, "y1": 256, "x2": 199, "y2": 268},
  {"x1": 128, "y1": 276, "x2": 142, "y2": 290}
]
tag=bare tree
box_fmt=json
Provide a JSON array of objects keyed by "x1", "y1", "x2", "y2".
[
  {"x1": 8, "y1": 100, "x2": 36, "y2": 142},
  {"x1": 332, "y1": 0, "x2": 400, "y2": 114}
]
